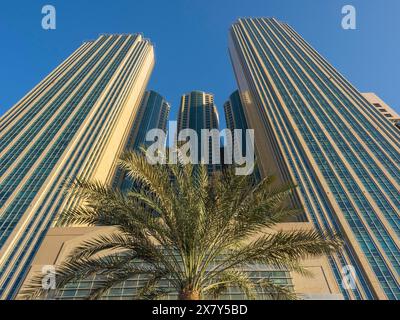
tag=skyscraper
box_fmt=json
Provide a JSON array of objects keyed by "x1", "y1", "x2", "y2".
[
  {"x1": 229, "y1": 18, "x2": 400, "y2": 300},
  {"x1": 224, "y1": 90, "x2": 249, "y2": 162},
  {"x1": 224, "y1": 90, "x2": 264, "y2": 181},
  {"x1": 0, "y1": 34, "x2": 155, "y2": 299},
  {"x1": 113, "y1": 90, "x2": 171, "y2": 190},
  {"x1": 177, "y1": 91, "x2": 220, "y2": 173}
]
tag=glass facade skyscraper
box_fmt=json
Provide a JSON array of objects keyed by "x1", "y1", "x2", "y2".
[
  {"x1": 224, "y1": 90, "x2": 249, "y2": 161},
  {"x1": 127, "y1": 90, "x2": 170, "y2": 150},
  {"x1": 229, "y1": 18, "x2": 400, "y2": 300},
  {"x1": 0, "y1": 34, "x2": 155, "y2": 299},
  {"x1": 113, "y1": 90, "x2": 170, "y2": 190},
  {"x1": 177, "y1": 91, "x2": 220, "y2": 173}
]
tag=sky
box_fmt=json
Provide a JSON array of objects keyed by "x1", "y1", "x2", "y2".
[{"x1": 0, "y1": 0, "x2": 399, "y2": 129}]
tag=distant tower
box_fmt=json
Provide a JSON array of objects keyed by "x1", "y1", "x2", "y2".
[
  {"x1": 114, "y1": 90, "x2": 171, "y2": 190},
  {"x1": 224, "y1": 90, "x2": 250, "y2": 163},
  {"x1": 0, "y1": 34, "x2": 155, "y2": 299},
  {"x1": 224, "y1": 90, "x2": 261, "y2": 180},
  {"x1": 177, "y1": 91, "x2": 220, "y2": 173}
]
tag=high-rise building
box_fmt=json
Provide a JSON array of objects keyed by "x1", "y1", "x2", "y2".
[
  {"x1": 362, "y1": 93, "x2": 400, "y2": 130},
  {"x1": 224, "y1": 90, "x2": 249, "y2": 161},
  {"x1": 0, "y1": 34, "x2": 155, "y2": 299},
  {"x1": 113, "y1": 90, "x2": 171, "y2": 190},
  {"x1": 229, "y1": 18, "x2": 400, "y2": 300},
  {"x1": 224, "y1": 90, "x2": 263, "y2": 181},
  {"x1": 177, "y1": 91, "x2": 220, "y2": 173}
]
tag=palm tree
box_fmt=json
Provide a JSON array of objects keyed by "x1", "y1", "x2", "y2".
[{"x1": 22, "y1": 151, "x2": 342, "y2": 300}]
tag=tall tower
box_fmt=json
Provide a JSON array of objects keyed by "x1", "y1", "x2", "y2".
[
  {"x1": 224, "y1": 90, "x2": 250, "y2": 164},
  {"x1": 113, "y1": 90, "x2": 171, "y2": 190},
  {"x1": 0, "y1": 34, "x2": 155, "y2": 299},
  {"x1": 229, "y1": 18, "x2": 400, "y2": 300},
  {"x1": 177, "y1": 91, "x2": 220, "y2": 173}
]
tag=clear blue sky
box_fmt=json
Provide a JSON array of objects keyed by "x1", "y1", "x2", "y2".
[{"x1": 1, "y1": 0, "x2": 399, "y2": 128}]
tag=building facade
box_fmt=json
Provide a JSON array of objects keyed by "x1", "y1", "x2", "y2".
[
  {"x1": 224, "y1": 90, "x2": 249, "y2": 162},
  {"x1": 0, "y1": 34, "x2": 155, "y2": 299},
  {"x1": 224, "y1": 90, "x2": 263, "y2": 181},
  {"x1": 229, "y1": 18, "x2": 400, "y2": 299},
  {"x1": 362, "y1": 93, "x2": 400, "y2": 130},
  {"x1": 177, "y1": 91, "x2": 220, "y2": 173},
  {"x1": 113, "y1": 90, "x2": 171, "y2": 190}
]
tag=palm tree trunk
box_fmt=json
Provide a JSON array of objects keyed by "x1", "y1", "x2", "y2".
[{"x1": 179, "y1": 288, "x2": 200, "y2": 300}]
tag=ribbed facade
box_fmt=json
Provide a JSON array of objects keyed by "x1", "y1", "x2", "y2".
[
  {"x1": 0, "y1": 34, "x2": 155, "y2": 299},
  {"x1": 224, "y1": 90, "x2": 250, "y2": 163},
  {"x1": 113, "y1": 90, "x2": 170, "y2": 190},
  {"x1": 229, "y1": 18, "x2": 400, "y2": 300},
  {"x1": 177, "y1": 91, "x2": 220, "y2": 173}
]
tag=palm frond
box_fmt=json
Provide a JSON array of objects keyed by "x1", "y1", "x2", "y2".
[
  {"x1": 23, "y1": 152, "x2": 343, "y2": 301},
  {"x1": 256, "y1": 278, "x2": 298, "y2": 300},
  {"x1": 203, "y1": 270, "x2": 256, "y2": 300}
]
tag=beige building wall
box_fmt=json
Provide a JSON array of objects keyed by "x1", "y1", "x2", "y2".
[
  {"x1": 362, "y1": 92, "x2": 400, "y2": 127},
  {"x1": 275, "y1": 223, "x2": 342, "y2": 300}
]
